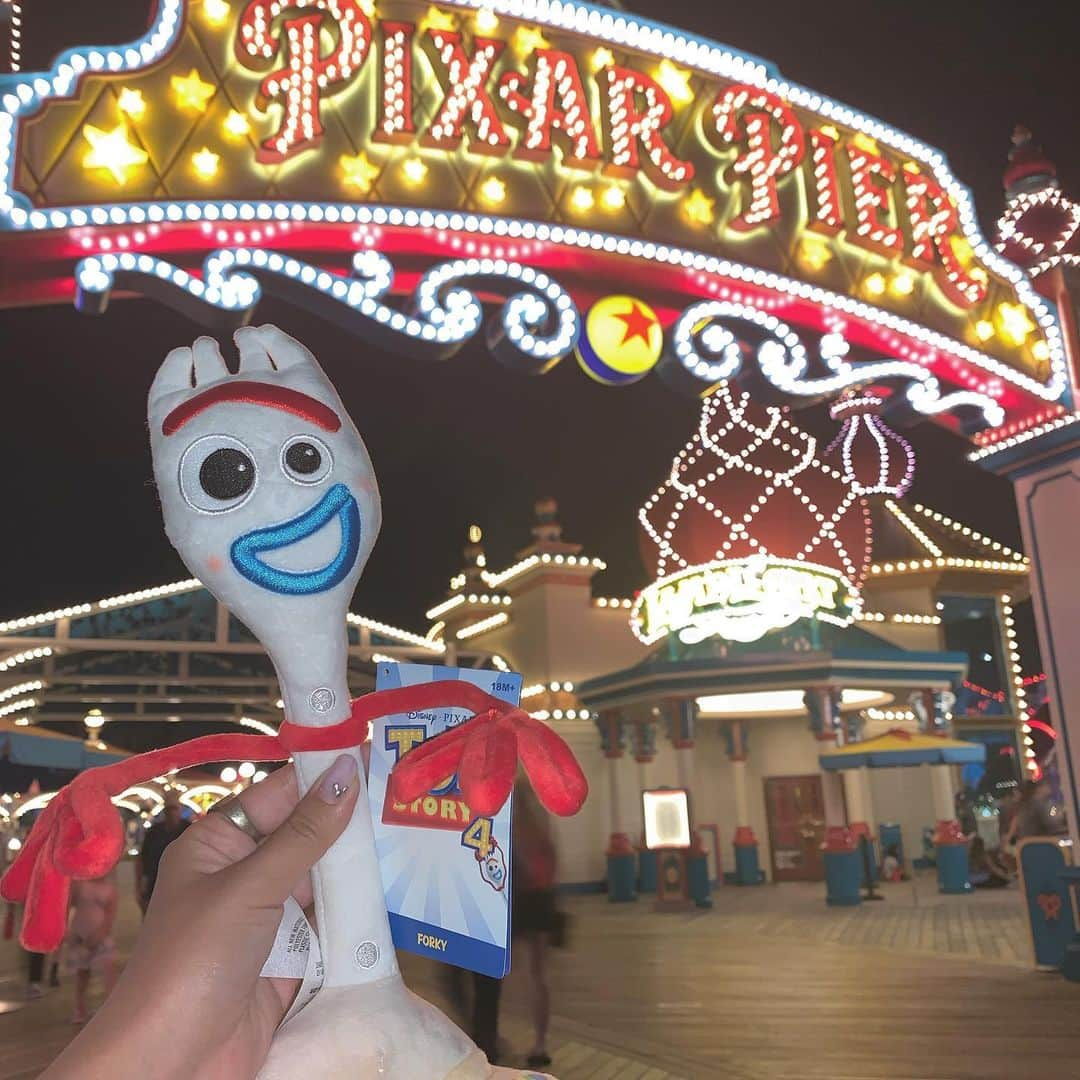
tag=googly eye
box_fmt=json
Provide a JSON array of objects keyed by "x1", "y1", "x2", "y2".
[
  {"x1": 281, "y1": 434, "x2": 333, "y2": 485},
  {"x1": 178, "y1": 434, "x2": 258, "y2": 514}
]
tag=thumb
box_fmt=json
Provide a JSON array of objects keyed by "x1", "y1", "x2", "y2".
[{"x1": 231, "y1": 753, "x2": 359, "y2": 906}]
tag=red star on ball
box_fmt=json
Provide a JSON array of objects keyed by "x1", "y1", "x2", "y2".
[{"x1": 614, "y1": 301, "x2": 656, "y2": 346}]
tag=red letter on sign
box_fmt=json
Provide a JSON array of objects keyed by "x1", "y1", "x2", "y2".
[
  {"x1": 901, "y1": 163, "x2": 988, "y2": 308},
  {"x1": 374, "y1": 21, "x2": 416, "y2": 144},
  {"x1": 805, "y1": 128, "x2": 843, "y2": 235},
  {"x1": 421, "y1": 30, "x2": 510, "y2": 154},
  {"x1": 708, "y1": 85, "x2": 805, "y2": 232},
  {"x1": 599, "y1": 66, "x2": 694, "y2": 192},
  {"x1": 845, "y1": 139, "x2": 903, "y2": 255},
  {"x1": 499, "y1": 49, "x2": 601, "y2": 169},
  {"x1": 236, "y1": 0, "x2": 373, "y2": 164}
]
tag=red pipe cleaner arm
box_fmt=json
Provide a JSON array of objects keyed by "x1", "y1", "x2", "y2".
[
  {"x1": 1, "y1": 733, "x2": 285, "y2": 952},
  {"x1": 390, "y1": 695, "x2": 589, "y2": 819},
  {"x1": 0, "y1": 680, "x2": 588, "y2": 952}
]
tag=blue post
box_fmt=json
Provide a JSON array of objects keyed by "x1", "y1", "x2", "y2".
[
  {"x1": 934, "y1": 821, "x2": 972, "y2": 894},
  {"x1": 733, "y1": 826, "x2": 763, "y2": 885},
  {"x1": 822, "y1": 827, "x2": 862, "y2": 906},
  {"x1": 687, "y1": 851, "x2": 712, "y2": 907},
  {"x1": 606, "y1": 836, "x2": 637, "y2": 902},
  {"x1": 638, "y1": 847, "x2": 657, "y2": 893}
]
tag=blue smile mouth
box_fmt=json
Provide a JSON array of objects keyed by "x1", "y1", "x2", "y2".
[{"x1": 230, "y1": 483, "x2": 361, "y2": 596}]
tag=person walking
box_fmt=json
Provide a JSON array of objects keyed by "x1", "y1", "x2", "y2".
[
  {"x1": 135, "y1": 790, "x2": 189, "y2": 913},
  {"x1": 512, "y1": 777, "x2": 561, "y2": 1070},
  {"x1": 65, "y1": 871, "x2": 118, "y2": 1023}
]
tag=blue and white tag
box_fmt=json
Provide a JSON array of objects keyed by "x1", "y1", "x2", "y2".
[{"x1": 369, "y1": 662, "x2": 522, "y2": 978}]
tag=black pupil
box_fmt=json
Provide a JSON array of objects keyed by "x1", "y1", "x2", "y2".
[
  {"x1": 285, "y1": 441, "x2": 322, "y2": 476},
  {"x1": 199, "y1": 447, "x2": 255, "y2": 501}
]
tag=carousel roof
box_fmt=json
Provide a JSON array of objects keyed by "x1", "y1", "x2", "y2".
[
  {"x1": 577, "y1": 616, "x2": 968, "y2": 714},
  {"x1": 819, "y1": 728, "x2": 986, "y2": 770}
]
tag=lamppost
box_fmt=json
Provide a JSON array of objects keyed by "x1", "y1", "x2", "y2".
[{"x1": 83, "y1": 707, "x2": 106, "y2": 744}]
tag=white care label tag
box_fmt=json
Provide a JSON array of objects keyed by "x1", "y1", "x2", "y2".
[{"x1": 260, "y1": 896, "x2": 325, "y2": 1024}]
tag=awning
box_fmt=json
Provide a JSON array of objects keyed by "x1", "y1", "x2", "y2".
[
  {"x1": 0, "y1": 719, "x2": 129, "y2": 772},
  {"x1": 819, "y1": 728, "x2": 987, "y2": 770}
]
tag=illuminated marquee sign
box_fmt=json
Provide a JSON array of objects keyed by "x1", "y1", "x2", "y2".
[
  {"x1": 631, "y1": 556, "x2": 857, "y2": 645},
  {"x1": 0, "y1": 0, "x2": 1068, "y2": 439}
]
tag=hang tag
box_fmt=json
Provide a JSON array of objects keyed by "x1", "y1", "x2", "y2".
[
  {"x1": 260, "y1": 896, "x2": 325, "y2": 1024},
  {"x1": 369, "y1": 663, "x2": 521, "y2": 978}
]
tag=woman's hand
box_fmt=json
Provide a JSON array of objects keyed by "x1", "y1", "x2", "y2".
[{"x1": 44, "y1": 754, "x2": 359, "y2": 1080}]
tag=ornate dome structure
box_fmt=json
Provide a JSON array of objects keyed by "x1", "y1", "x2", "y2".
[
  {"x1": 825, "y1": 391, "x2": 915, "y2": 499},
  {"x1": 639, "y1": 385, "x2": 873, "y2": 589}
]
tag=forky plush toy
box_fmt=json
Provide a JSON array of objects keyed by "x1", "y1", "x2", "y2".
[{"x1": 1, "y1": 325, "x2": 587, "y2": 1078}]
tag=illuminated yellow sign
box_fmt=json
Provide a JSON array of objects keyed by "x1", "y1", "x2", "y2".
[
  {"x1": 0, "y1": 0, "x2": 1064, "y2": 410},
  {"x1": 631, "y1": 557, "x2": 857, "y2": 645}
]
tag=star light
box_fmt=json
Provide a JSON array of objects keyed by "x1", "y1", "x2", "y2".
[
  {"x1": 171, "y1": 68, "x2": 216, "y2": 113},
  {"x1": 475, "y1": 7, "x2": 498, "y2": 32},
  {"x1": 996, "y1": 302, "x2": 1036, "y2": 346},
  {"x1": 601, "y1": 185, "x2": 626, "y2": 210},
  {"x1": 117, "y1": 87, "x2": 146, "y2": 119},
  {"x1": 863, "y1": 272, "x2": 887, "y2": 297},
  {"x1": 203, "y1": 0, "x2": 230, "y2": 23},
  {"x1": 591, "y1": 47, "x2": 614, "y2": 71},
  {"x1": 890, "y1": 272, "x2": 915, "y2": 296},
  {"x1": 340, "y1": 151, "x2": 380, "y2": 191},
  {"x1": 223, "y1": 110, "x2": 250, "y2": 137},
  {"x1": 191, "y1": 147, "x2": 220, "y2": 179},
  {"x1": 82, "y1": 122, "x2": 149, "y2": 185},
  {"x1": 402, "y1": 157, "x2": 428, "y2": 184},
  {"x1": 480, "y1": 176, "x2": 506, "y2": 205},
  {"x1": 656, "y1": 59, "x2": 693, "y2": 105},
  {"x1": 974, "y1": 320, "x2": 995, "y2": 342},
  {"x1": 798, "y1": 235, "x2": 832, "y2": 270},
  {"x1": 421, "y1": 6, "x2": 457, "y2": 31},
  {"x1": 682, "y1": 189, "x2": 714, "y2": 226},
  {"x1": 514, "y1": 26, "x2": 549, "y2": 54},
  {"x1": 569, "y1": 186, "x2": 594, "y2": 212}
]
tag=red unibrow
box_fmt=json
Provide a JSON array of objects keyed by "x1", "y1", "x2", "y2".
[{"x1": 162, "y1": 380, "x2": 342, "y2": 436}]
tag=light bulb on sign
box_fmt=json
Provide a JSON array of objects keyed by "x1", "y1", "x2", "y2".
[
  {"x1": 480, "y1": 176, "x2": 506, "y2": 205},
  {"x1": 220, "y1": 766, "x2": 238, "y2": 784},
  {"x1": 475, "y1": 7, "x2": 498, "y2": 33},
  {"x1": 238, "y1": 761, "x2": 256, "y2": 780},
  {"x1": 223, "y1": 110, "x2": 250, "y2": 137},
  {"x1": 569, "y1": 186, "x2": 594, "y2": 212},
  {"x1": 402, "y1": 157, "x2": 428, "y2": 185},
  {"x1": 191, "y1": 147, "x2": 220, "y2": 180},
  {"x1": 117, "y1": 87, "x2": 146, "y2": 120},
  {"x1": 202, "y1": 0, "x2": 230, "y2": 25},
  {"x1": 601, "y1": 185, "x2": 626, "y2": 210},
  {"x1": 253, "y1": 770, "x2": 268, "y2": 783}
]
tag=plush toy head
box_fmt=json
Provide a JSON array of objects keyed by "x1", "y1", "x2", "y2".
[{"x1": 148, "y1": 325, "x2": 381, "y2": 722}]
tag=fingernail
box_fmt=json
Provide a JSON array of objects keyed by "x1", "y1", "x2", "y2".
[{"x1": 317, "y1": 754, "x2": 358, "y2": 804}]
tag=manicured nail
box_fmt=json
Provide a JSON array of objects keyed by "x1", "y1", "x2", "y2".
[{"x1": 318, "y1": 754, "x2": 358, "y2": 804}]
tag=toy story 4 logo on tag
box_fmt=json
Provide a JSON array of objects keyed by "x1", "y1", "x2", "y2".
[{"x1": 383, "y1": 720, "x2": 506, "y2": 892}]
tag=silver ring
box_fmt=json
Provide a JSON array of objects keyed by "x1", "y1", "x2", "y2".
[{"x1": 209, "y1": 798, "x2": 263, "y2": 842}]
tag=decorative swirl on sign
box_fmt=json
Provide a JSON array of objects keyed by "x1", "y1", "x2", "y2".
[
  {"x1": 661, "y1": 299, "x2": 1004, "y2": 427},
  {"x1": 73, "y1": 248, "x2": 580, "y2": 371}
]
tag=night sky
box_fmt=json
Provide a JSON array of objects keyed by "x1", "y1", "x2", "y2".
[{"x1": 2, "y1": 0, "x2": 1079, "y2": 637}]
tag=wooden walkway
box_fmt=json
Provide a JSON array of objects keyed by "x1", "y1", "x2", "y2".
[{"x1": 3, "y1": 873, "x2": 1079, "y2": 1078}]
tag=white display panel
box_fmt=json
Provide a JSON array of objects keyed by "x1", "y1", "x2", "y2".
[{"x1": 643, "y1": 788, "x2": 691, "y2": 850}]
